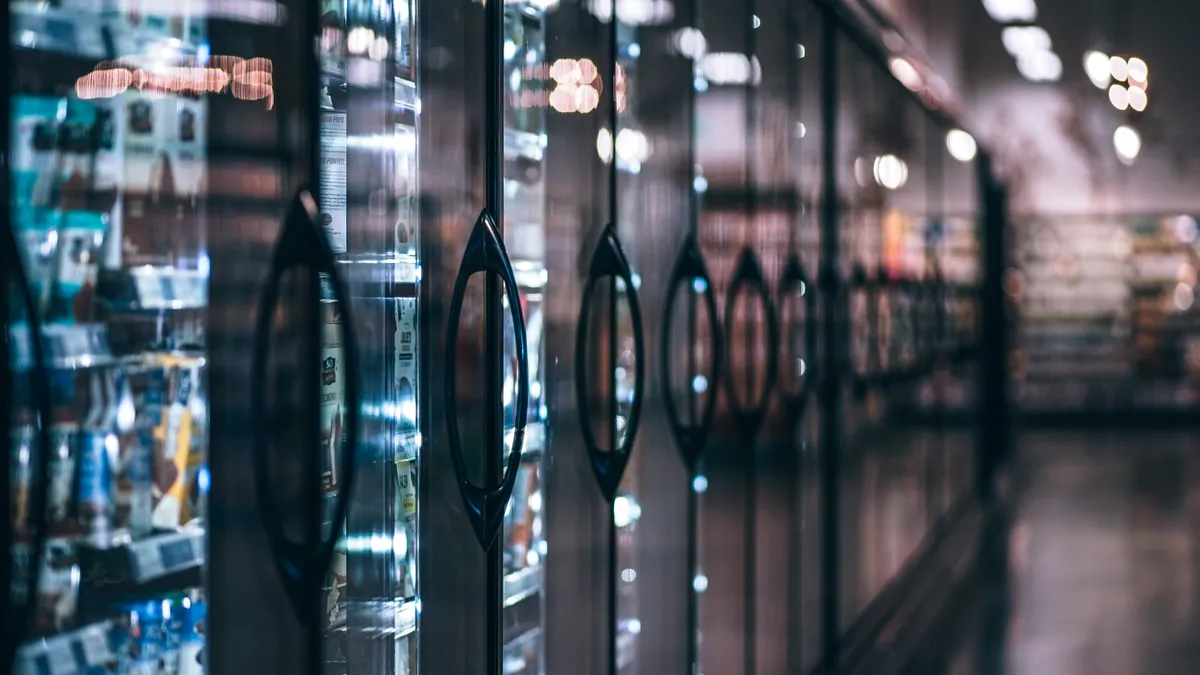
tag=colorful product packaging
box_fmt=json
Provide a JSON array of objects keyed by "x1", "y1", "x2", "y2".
[{"x1": 152, "y1": 362, "x2": 197, "y2": 529}]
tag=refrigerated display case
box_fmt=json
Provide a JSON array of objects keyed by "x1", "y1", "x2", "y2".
[
  {"x1": 5, "y1": 3, "x2": 214, "y2": 672},
  {"x1": 2, "y1": 0, "x2": 389, "y2": 673}
]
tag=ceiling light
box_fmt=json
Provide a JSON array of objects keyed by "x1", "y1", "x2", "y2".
[
  {"x1": 1108, "y1": 84, "x2": 1129, "y2": 110},
  {"x1": 1128, "y1": 84, "x2": 1147, "y2": 112},
  {"x1": 1083, "y1": 50, "x2": 1110, "y2": 89},
  {"x1": 1109, "y1": 55, "x2": 1128, "y2": 82},
  {"x1": 1127, "y1": 57, "x2": 1148, "y2": 84},
  {"x1": 671, "y1": 27, "x2": 707, "y2": 60},
  {"x1": 1016, "y1": 50, "x2": 1062, "y2": 82},
  {"x1": 701, "y1": 52, "x2": 759, "y2": 85},
  {"x1": 1001, "y1": 26, "x2": 1051, "y2": 59},
  {"x1": 982, "y1": 0, "x2": 1037, "y2": 23},
  {"x1": 946, "y1": 129, "x2": 978, "y2": 162},
  {"x1": 873, "y1": 154, "x2": 908, "y2": 190},
  {"x1": 1113, "y1": 124, "x2": 1141, "y2": 165}
]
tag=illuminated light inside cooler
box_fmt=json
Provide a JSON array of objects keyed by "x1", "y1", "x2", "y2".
[
  {"x1": 197, "y1": 468, "x2": 211, "y2": 494},
  {"x1": 692, "y1": 475, "x2": 708, "y2": 493},
  {"x1": 692, "y1": 276, "x2": 708, "y2": 293},
  {"x1": 692, "y1": 574, "x2": 708, "y2": 592},
  {"x1": 691, "y1": 375, "x2": 708, "y2": 393},
  {"x1": 628, "y1": 619, "x2": 642, "y2": 634},
  {"x1": 621, "y1": 568, "x2": 637, "y2": 582},
  {"x1": 614, "y1": 497, "x2": 632, "y2": 527},
  {"x1": 528, "y1": 492, "x2": 542, "y2": 513},
  {"x1": 345, "y1": 534, "x2": 395, "y2": 553},
  {"x1": 394, "y1": 531, "x2": 408, "y2": 558},
  {"x1": 693, "y1": 175, "x2": 708, "y2": 192}
]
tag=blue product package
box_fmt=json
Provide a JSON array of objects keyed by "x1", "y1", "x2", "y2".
[
  {"x1": 177, "y1": 598, "x2": 205, "y2": 675},
  {"x1": 77, "y1": 431, "x2": 112, "y2": 521},
  {"x1": 113, "y1": 602, "x2": 163, "y2": 675}
]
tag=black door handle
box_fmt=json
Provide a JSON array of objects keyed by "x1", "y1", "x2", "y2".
[
  {"x1": 661, "y1": 236, "x2": 722, "y2": 474},
  {"x1": 251, "y1": 190, "x2": 360, "y2": 619},
  {"x1": 0, "y1": 226, "x2": 52, "y2": 675},
  {"x1": 723, "y1": 248, "x2": 778, "y2": 434},
  {"x1": 445, "y1": 210, "x2": 529, "y2": 550},
  {"x1": 777, "y1": 253, "x2": 815, "y2": 415},
  {"x1": 575, "y1": 224, "x2": 645, "y2": 502}
]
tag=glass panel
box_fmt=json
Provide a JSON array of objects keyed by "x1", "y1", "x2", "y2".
[
  {"x1": 8, "y1": 1, "x2": 210, "y2": 672},
  {"x1": 502, "y1": 2, "x2": 549, "y2": 670},
  {"x1": 316, "y1": 0, "x2": 419, "y2": 673}
]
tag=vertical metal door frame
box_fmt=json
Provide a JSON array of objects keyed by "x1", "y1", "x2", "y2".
[{"x1": 817, "y1": 5, "x2": 842, "y2": 669}]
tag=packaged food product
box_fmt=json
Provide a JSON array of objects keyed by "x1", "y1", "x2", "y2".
[
  {"x1": 320, "y1": 298, "x2": 345, "y2": 494},
  {"x1": 35, "y1": 537, "x2": 78, "y2": 632},
  {"x1": 177, "y1": 594, "x2": 206, "y2": 675},
  {"x1": 152, "y1": 362, "x2": 197, "y2": 529}
]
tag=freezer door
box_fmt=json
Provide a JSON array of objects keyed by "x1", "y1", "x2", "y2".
[
  {"x1": 205, "y1": 0, "x2": 369, "y2": 674},
  {"x1": 1, "y1": 1, "x2": 331, "y2": 675}
]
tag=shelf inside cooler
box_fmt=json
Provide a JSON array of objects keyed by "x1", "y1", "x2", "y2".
[
  {"x1": 512, "y1": 263, "x2": 547, "y2": 290},
  {"x1": 11, "y1": 3, "x2": 111, "y2": 60},
  {"x1": 503, "y1": 563, "x2": 541, "y2": 608},
  {"x1": 15, "y1": 620, "x2": 114, "y2": 675},
  {"x1": 506, "y1": 420, "x2": 545, "y2": 461},
  {"x1": 76, "y1": 528, "x2": 204, "y2": 611},
  {"x1": 395, "y1": 599, "x2": 417, "y2": 638},
  {"x1": 9, "y1": 323, "x2": 114, "y2": 372},
  {"x1": 97, "y1": 267, "x2": 208, "y2": 312}
]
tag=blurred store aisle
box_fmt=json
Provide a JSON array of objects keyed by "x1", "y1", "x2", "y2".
[{"x1": 948, "y1": 432, "x2": 1200, "y2": 675}]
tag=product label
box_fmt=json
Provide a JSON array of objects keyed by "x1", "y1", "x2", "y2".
[
  {"x1": 397, "y1": 459, "x2": 416, "y2": 516},
  {"x1": 395, "y1": 297, "x2": 417, "y2": 433},
  {"x1": 319, "y1": 112, "x2": 348, "y2": 253},
  {"x1": 321, "y1": 302, "x2": 345, "y2": 491}
]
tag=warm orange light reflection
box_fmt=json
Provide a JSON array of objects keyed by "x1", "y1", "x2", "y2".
[{"x1": 75, "y1": 55, "x2": 273, "y2": 109}]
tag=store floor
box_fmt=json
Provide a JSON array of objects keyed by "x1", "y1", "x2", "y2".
[{"x1": 946, "y1": 431, "x2": 1200, "y2": 675}]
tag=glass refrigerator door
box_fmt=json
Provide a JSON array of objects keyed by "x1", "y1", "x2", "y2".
[
  {"x1": 6, "y1": 2, "x2": 216, "y2": 673},
  {"x1": 315, "y1": 0, "x2": 419, "y2": 674}
]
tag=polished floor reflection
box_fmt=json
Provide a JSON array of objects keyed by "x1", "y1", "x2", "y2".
[{"x1": 949, "y1": 431, "x2": 1200, "y2": 675}]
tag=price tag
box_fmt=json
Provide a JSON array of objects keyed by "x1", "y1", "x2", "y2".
[
  {"x1": 44, "y1": 636, "x2": 78, "y2": 675},
  {"x1": 396, "y1": 601, "x2": 417, "y2": 636},
  {"x1": 135, "y1": 273, "x2": 164, "y2": 309},
  {"x1": 131, "y1": 539, "x2": 164, "y2": 580},
  {"x1": 79, "y1": 626, "x2": 112, "y2": 667}
]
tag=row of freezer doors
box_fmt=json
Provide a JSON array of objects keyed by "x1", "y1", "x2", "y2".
[{"x1": 2, "y1": 0, "x2": 981, "y2": 674}]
